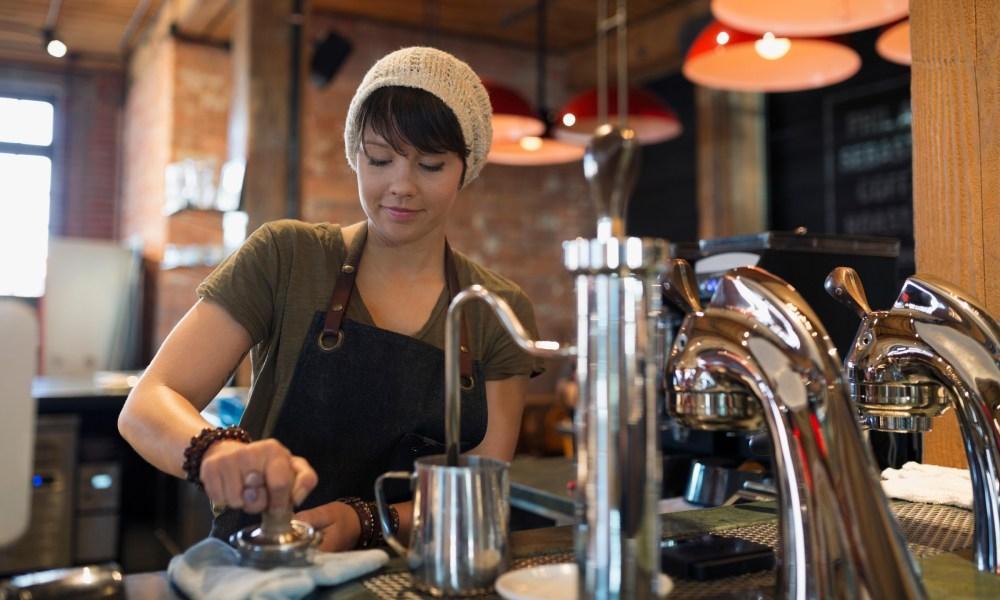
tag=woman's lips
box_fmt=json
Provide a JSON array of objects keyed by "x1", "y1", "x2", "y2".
[{"x1": 382, "y1": 206, "x2": 422, "y2": 221}]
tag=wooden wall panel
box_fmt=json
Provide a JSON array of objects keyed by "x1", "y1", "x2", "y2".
[
  {"x1": 695, "y1": 88, "x2": 767, "y2": 239},
  {"x1": 980, "y1": 0, "x2": 1000, "y2": 313},
  {"x1": 911, "y1": 0, "x2": 998, "y2": 468}
]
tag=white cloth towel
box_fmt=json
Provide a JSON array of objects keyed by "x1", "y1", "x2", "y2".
[
  {"x1": 881, "y1": 461, "x2": 973, "y2": 509},
  {"x1": 168, "y1": 538, "x2": 389, "y2": 600}
]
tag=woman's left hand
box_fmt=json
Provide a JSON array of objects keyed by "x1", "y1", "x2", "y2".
[{"x1": 295, "y1": 501, "x2": 362, "y2": 552}]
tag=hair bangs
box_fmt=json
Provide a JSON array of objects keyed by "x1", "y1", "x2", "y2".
[{"x1": 358, "y1": 86, "x2": 468, "y2": 161}]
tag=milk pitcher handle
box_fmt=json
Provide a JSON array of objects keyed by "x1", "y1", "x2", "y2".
[{"x1": 374, "y1": 471, "x2": 413, "y2": 556}]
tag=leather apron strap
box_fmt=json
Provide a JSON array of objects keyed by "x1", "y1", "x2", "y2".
[{"x1": 320, "y1": 224, "x2": 473, "y2": 381}]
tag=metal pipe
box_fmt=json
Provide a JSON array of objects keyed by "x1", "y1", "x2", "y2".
[{"x1": 444, "y1": 285, "x2": 574, "y2": 465}]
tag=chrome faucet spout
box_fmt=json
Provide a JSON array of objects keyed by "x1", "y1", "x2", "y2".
[
  {"x1": 668, "y1": 262, "x2": 925, "y2": 599},
  {"x1": 445, "y1": 285, "x2": 575, "y2": 464},
  {"x1": 829, "y1": 268, "x2": 1000, "y2": 574}
]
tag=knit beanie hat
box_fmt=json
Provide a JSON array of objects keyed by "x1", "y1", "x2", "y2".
[{"x1": 344, "y1": 47, "x2": 493, "y2": 188}]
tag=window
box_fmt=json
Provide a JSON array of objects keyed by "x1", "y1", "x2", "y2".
[{"x1": 0, "y1": 96, "x2": 55, "y2": 297}]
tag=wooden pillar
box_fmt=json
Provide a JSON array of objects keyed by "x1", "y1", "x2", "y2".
[
  {"x1": 911, "y1": 0, "x2": 1000, "y2": 468},
  {"x1": 695, "y1": 89, "x2": 768, "y2": 238},
  {"x1": 228, "y1": 0, "x2": 300, "y2": 233}
]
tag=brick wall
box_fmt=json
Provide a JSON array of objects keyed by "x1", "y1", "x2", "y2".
[
  {"x1": 121, "y1": 23, "x2": 174, "y2": 261},
  {"x1": 0, "y1": 62, "x2": 123, "y2": 240}
]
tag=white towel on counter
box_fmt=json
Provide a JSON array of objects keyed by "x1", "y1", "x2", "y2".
[
  {"x1": 881, "y1": 461, "x2": 973, "y2": 510},
  {"x1": 168, "y1": 537, "x2": 389, "y2": 600}
]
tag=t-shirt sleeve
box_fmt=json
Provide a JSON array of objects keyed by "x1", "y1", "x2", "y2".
[
  {"x1": 196, "y1": 224, "x2": 279, "y2": 344},
  {"x1": 481, "y1": 289, "x2": 547, "y2": 381}
]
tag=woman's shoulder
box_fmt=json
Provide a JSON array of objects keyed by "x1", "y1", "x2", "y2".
[{"x1": 259, "y1": 219, "x2": 343, "y2": 248}]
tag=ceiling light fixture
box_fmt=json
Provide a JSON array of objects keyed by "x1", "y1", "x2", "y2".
[
  {"x1": 554, "y1": 86, "x2": 682, "y2": 146},
  {"x1": 42, "y1": 29, "x2": 67, "y2": 58},
  {"x1": 483, "y1": 79, "x2": 546, "y2": 143},
  {"x1": 710, "y1": 0, "x2": 908, "y2": 37},
  {"x1": 683, "y1": 20, "x2": 861, "y2": 93},
  {"x1": 486, "y1": 0, "x2": 584, "y2": 166},
  {"x1": 876, "y1": 19, "x2": 910, "y2": 66}
]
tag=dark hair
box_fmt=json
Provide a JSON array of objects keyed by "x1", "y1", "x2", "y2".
[{"x1": 358, "y1": 86, "x2": 469, "y2": 183}]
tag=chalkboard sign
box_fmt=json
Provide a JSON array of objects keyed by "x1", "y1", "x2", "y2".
[{"x1": 823, "y1": 77, "x2": 913, "y2": 280}]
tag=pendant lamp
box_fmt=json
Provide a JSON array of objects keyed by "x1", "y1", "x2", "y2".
[
  {"x1": 483, "y1": 81, "x2": 585, "y2": 165},
  {"x1": 711, "y1": 0, "x2": 908, "y2": 37},
  {"x1": 482, "y1": 79, "x2": 546, "y2": 143},
  {"x1": 682, "y1": 20, "x2": 861, "y2": 93},
  {"x1": 487, "y1": 136, "x2": 585, "y2": 166},
  {"x1": 485, "y1": 0, "x2": 584, "y2": 166},
  {"x1": 876, "y1": 20, "x2": 910, "y2": 66},
  {"x1": 554, "y1": 87, "x2": 682, "y2": 146}
]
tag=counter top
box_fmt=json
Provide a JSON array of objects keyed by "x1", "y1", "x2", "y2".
[
  {"x1": 509, "y1": 456, "x2": 575, "y2": 524},
  {"x1": 123, "y1": 501, "x2": 1000, "y2": 599}
]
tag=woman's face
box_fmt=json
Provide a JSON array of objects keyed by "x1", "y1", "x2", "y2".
[{"x1": 357, "y1": 128, "x2": 464, "y2": 247}]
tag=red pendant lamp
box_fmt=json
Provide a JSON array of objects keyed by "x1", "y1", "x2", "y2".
[
  {"x1": 485, "y1": 1, "x2": 584, "y2": 166},
  {"x1": 682, "y1": 20, "x2": 861, "y2": 93},
  {"x1": 554, "y1": 87, "x2": 682, "y2": 146},
  {"x1": 483, "y1": 78, "x2": 584, "y2": 165},
  {"x1": 876, "y1": 19, "x2": 910, "y2": 66},
  {"x1": 711, "y1": 0, "x2": 908, "y2": 37},
  {"x1": 482, "y1": 79, "x2": 546, "y2": 143}
]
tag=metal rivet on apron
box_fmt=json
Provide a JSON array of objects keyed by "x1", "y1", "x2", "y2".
[
  {"x1": 342, "y1": 265, "x2": 355, "y2": 274},
  {"x1": 331, "y1": 303, "x2": 344, "y2": 312},
  {"x1": 317, "y1": 329, "x2": 344, "y2": 352}
]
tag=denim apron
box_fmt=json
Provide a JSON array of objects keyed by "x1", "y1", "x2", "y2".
[{"x1": 212, "y1": 225, "x2": 487, "y2": 539}]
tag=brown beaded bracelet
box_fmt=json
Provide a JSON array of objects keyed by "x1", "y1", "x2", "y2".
[
  {"x1": 338, "y1": 497, "x2": 400, "y2": 549},
  {"x1": 182, "y1": 425, "x2": 252, "y2": 486}
]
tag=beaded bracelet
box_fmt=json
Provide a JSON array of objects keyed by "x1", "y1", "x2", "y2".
[
  {"x1": 338, "y1": 497, "x2": 400, "y2": 549},
  {"x1": 182, "y1": 425, "x2": 252, "y2": 486}
]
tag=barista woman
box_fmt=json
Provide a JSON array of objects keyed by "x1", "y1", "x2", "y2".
[{"x1": 119, "y1": 47, "x2": 543, "y2": 552}]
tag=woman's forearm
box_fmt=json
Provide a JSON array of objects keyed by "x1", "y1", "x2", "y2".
[{"x1": 118, "y1": 379, "x2": 218, "y2": 479}]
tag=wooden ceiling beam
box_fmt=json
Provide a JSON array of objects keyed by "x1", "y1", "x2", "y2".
[
  {"x1": 174, "y1": 0, "x2": 232, "y2": 37},
  {"x1": 563, "y1": 0, "x2": 708, "y2": 91}
]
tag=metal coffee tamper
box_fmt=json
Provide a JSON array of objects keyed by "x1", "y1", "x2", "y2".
[{"x1": 230, "y1": 507, "x2": 322, "y2": 569}]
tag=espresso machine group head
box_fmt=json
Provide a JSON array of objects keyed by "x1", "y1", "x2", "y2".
[{"x1": 827, "y1": 267, "x2": 1000, "y2": 574}]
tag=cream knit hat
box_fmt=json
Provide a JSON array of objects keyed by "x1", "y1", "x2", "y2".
[{"x1": 344, "y1": 47, "x2": 493, "y2": 188}]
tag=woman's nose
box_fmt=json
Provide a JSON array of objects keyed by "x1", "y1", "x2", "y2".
[{"x1": 388, "y1": 164, "x2": 417, "y2": 198}]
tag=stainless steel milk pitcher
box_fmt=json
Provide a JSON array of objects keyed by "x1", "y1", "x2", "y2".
[{"x1": 375, "y1": 455, "x2": 510, "y2": 596}]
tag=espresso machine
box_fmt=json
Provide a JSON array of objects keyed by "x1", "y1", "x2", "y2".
[
  {"x1": 660, "y1": 230, "x2": 915, "y2": 505},
  {"x1": 663, "y1": 259, "x2": 926, "y2": 598}
]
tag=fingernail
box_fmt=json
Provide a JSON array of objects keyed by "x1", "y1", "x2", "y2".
[
  {"x1": 243, "y1": 488, "x2": 257, "y2": 504},
  {"x1": 244, "y1": 471, "x2": 263, "y2": 488}
]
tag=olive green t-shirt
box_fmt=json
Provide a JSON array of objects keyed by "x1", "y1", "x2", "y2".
[{"x1": 196, "y1": 219, "x2": 544, "y2": 439}]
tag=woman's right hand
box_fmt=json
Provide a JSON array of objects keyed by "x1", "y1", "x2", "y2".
[{"x1": 198, "y1": 438, "x2": 318, "y2": 514}]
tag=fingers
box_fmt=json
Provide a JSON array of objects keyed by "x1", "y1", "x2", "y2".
[
  {"x1": 290, "y1": 456, "x2": 318, "y2": 507},
  {"x1": 219, "y1": 464, "x2": 245, "y2": 510},
  {"x1": 241, "y1": 471, "x2": 269, "y2": 514},
  {"x1": 295, "y1": 504, "x2": 337, "y2": 530},
  {"x1": 196, "y1": 437, "x2": 316, "y2": 515},
  {"x1": 295, "y1": 502, "x2": 362, "y2": 552}
]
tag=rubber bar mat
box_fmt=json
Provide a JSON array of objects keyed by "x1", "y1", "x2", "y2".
[{"x1": 361, "y1": 502, "x2": 973, "y2": 599}]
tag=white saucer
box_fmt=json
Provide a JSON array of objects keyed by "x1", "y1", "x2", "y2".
[{"x1": 495, "y1": 563, "x2": 674, "y2": 600}]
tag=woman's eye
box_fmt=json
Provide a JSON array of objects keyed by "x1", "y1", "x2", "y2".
[
  {"x1": 420, "y1": 163, "x2": 444, "y2": 172},
  {"x1": 367, "y1": 157, "x2": 391, "y2": 167}
]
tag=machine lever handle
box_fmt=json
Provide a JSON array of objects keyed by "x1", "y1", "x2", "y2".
[{"x1": 825, "y1": 266, "x2": 872, "y2": 318}]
